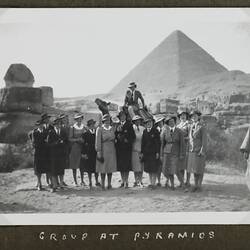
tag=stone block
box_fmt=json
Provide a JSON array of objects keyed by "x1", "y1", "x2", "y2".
[{"x1": 0, "y1": 87, "x2": 42, "y2": 113}]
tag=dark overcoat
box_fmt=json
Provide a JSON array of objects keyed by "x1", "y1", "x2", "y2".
[
  {"x1": 115, "y1": 121, "x2": 136, "y2": 172},
  {"x1": 32, "y1": 128, "x2": 50, "y2": 175},
  {"x1": 81, "y1": 129, "x2": 97, "y2": 173},
  {"x1": 47, "y1": 127, "x2": 69, "y2": 176},
  {"x1": 141, "y1": 127, "x2": 161, "y2": 173}
]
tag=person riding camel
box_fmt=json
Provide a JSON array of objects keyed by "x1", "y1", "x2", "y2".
[{"x1": 124, "y1": 82, "x2": 145, "y2": 119}]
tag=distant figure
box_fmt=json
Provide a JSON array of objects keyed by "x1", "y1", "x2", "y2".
[
  {"x1": 124, "y1": 82, "x2": 145, "y2": 119},
  {"x1": 95, "y1": 98, "x2": 110, "y2": 115}
]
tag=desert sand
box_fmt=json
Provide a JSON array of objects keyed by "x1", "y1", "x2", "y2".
[{"x1": 0, "y1": 163, "x2": 249, "y2": 213}]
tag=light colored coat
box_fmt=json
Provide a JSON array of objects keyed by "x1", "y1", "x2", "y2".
[
  {"x1": 187, "y1": 121, "x2": 207, "y2": 174},
  {"x1": 188, "y1": 122, "x2": 207, "y2": 155},
  {"x1": 95, "y1": 125, "x2": 117, "y2": 173}
]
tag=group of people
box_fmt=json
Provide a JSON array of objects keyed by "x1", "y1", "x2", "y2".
[
  {"x1": 29, "y1": 110, "x2": 207, "y2": 193},
  {"x1": 29, "y1": 82, "x2": 207, "y2": 193}
]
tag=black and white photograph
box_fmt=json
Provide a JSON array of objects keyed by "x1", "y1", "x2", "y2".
[{"x1": 0, "y1": 7, "x2": 250, "y2": 216}]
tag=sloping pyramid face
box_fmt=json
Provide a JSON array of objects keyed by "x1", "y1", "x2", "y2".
[{"x1": 109, "y1": 30, "x2": 228, "y2": 98}]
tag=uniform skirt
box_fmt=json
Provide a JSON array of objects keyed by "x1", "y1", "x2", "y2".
[
  {"x1": 143, "y1": 154, "x2": 159, "y2": 174},
  {"x1": 96, "y1": 141, "x2": 117, "y2": 174},
  {"x1": 132, "y1": 151, "x2": 144, "y2": 172},
  {"x1": 116, "y1": 148, "x2": 132, "y2": 172},
  {"x1": 177, "y1": 155, "x2": 188, "y2": 171},
  {"x1": 187, "y1": 152, "x2": 205, "y2": 174},
  {"x1": 81, "y1": 152, "x2": 96, "y2": 173},
  {"x1": 34, "y1": 146, "x2": 50, "y2": 175},
  {"x1": 69, "y1": 142, "x2": 82, "y2": 169},
  {"x1": 162, "y1": 154, "x2": 178, "y2": 176}
]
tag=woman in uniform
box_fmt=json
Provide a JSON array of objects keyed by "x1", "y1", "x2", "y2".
[
  {"x1": 176, "y1": 109, "x2": 190, "y2": 188},
  {"x1": 31, "y1": 120, "x2": 48, "y2": 191},
  {"x1": 131, "y1": 115, "x2": 144, "y2": 187},
  {"x1": 141, "y1": 118, "x2": 161, "y2": 189},
  {"x1": 81, "y1": 119, "x2": 100, "y2": 188},
  {"x1": 95, "y1": 114, "x2": 117, "y2": 190},
  {"x1": 48, "y1": 116, "x2": 69, "y2": 192},
  {"x1": 69, "y1": 113, "x2": 87, "y2": 186},
  {"x1": 187, "y1": 110, "x2": 207, "y2": 192},
  {"x1": 115, "y1": 110, "x2": 135, "y2": 188},
  {"x1": 161, "y1": 115, "x2": 185, "y2": 190},
  {"x1": 154, "y1": 116, "x2": 165, "y2": 187}
]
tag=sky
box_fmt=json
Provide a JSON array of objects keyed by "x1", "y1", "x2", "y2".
[{"x1": 0, "y1": 8, "x2": 250, "y2": 98}]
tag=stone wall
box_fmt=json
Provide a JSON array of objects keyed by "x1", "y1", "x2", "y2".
[{"x1": 0, "y1": 87, "x2": 42, "y2": 114}]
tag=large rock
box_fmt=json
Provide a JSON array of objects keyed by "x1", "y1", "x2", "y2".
[
  {"x1": 0, "y1": 112, "x2": 40, "y2": 144},
  {"x1": 40, "y1": 86, "x2": 54, "y2": 106},
  {"x1": 4, "y1": 64, "x2": 35, "y2": 88},
  {"x1": 0, "y1": 87, "x2": 42, "y2": 113}
]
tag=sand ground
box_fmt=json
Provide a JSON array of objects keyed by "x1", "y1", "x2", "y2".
[{"x1": 0, "y1": 163, "x2": 250, "y2": 213}]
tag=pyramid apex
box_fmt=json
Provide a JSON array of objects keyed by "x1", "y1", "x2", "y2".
[{"x1": 169, "y1": 30, "x2": 187, "y2": 37}]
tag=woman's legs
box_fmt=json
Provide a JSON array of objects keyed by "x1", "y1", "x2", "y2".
[
  {"x1": 157, "y1": 168, "x2": 161, "y2": 186},
  {"x1": 101, "y1": 173, "x2": 106, "y2": 190},
  {"x1": 95, "y1": 173, "x2": 100, "y2": 186},
  {"x1": 133, "y1": 172, "x2": 138, "y2": 186},
  {"x1": 46, "y1": 173, "x2": 51, "y2": 186},
  {"x1": 139, "y1": 171, "x2": 143, "y2": 185},
  {"x1": 185, "y1": 172, "x2": 191, "y2": 187},
  {"x1": 197, "y1": 173, "x2": 204, "y2": 190},
  {"x1": 124, "y1": 171, "x2": 129, "y2": 188},
  {"x1": 151, "y1": 173, "x2": 157, "y2": 187},
  {"x1": 59, "y1": 175, "x2": 64, "y2": 187},
  {"x1": 120, "y1": 172, "x2": 125, "y2": 187},
  {"x1": 177, "y1": 170, "x2": 185, "y2": 187},
  {"x1": 50, "y1": 175, "x2": 58, "y2": 192},
  {"x1": 73, "y1": 169, "x2": 78, "y2": 186},
  {"x1": 36, "y1": 174, "x2": 42, "y2": 190},
  {"x1": 192, "y1": 173, "x2": 199, "y2": 192},
  {"x1": 107, "y1": 173, "x2": 112, "y2": 189},
  {"x1": 169, "y1": 174, "x2": 175, "y2": 190},
  {"x1": 88, "y1": 173, "x2": 92, "y2": 187}
]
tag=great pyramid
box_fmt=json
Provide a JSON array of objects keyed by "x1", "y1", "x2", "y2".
[{"x1": 108, "y1": 30, "x2": 250, "y2": 103}]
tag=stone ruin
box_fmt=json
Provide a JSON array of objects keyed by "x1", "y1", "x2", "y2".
[
  {"x1": 0, "y1": 64, "x2": 54, "y2": 113},
  {"x1": 0, "y1": 64, "x2": 54, "y2": 143}
]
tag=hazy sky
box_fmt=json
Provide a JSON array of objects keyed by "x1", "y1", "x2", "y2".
[{"x1": 0, "y1": 8, "x2": 250, "y2": 98}]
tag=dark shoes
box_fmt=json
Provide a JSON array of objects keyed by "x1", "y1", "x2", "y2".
[
  {"x1": 50, "y1": 188, "x2": 56, "y2": 193},
  {"x1": 37, "y1": 185, "x2": 44, "y2": 191},
  {"x1": 62, "y1": 182, "x2": 68, "y2": 187}
]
